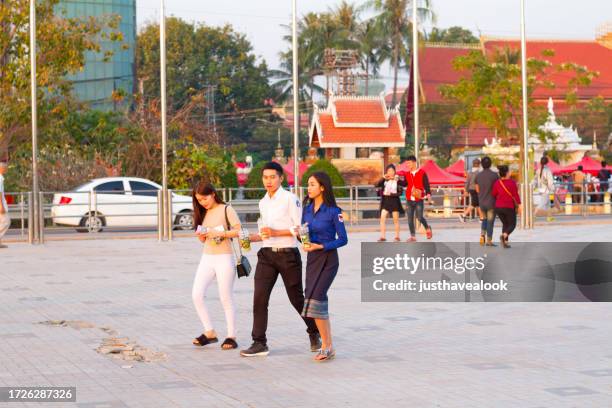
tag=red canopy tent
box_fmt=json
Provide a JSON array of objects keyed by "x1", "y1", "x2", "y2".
[
  {"x1": 557, "y1": 156, "x2": 608, "y2": 177},
  {"x1": 398, "y1": 160, "x2": 465, "y2": 186},
  {"x1": 534, "y1": 158, "x2": 563, "y2": 175},
  {"x1": 275, "y1": 159, "x2": 310, "y2": 186},
  {"x1": 445, "y1": 159, "x2": 465, "y2": 177}
]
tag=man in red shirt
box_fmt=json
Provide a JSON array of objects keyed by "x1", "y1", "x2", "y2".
[{"x1": 400, "y1": 155, "x2": 433, "y2": 241}]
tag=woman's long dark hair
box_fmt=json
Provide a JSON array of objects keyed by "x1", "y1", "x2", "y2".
[
  {"x1": 303, "y1": 171, "x2": 338, "y2": 209},
  {"x1": 539, "y1": 156, "x2": 549, "y2": 179},
  {"x1": 192, "y1": 181, "x2": 225, "y2": 229}
]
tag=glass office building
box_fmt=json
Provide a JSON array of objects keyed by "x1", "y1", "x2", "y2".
[{"x1": 58, "y1": 0, "x2": 136, "y2": 110}]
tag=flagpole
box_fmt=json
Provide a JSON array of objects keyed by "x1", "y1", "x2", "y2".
[
  {"x1": 30, "y1": 0, "x2": 40, "y2": 244},
  {"x1": 412, "y1": 0, "x2": 420, "y2": 163},
  {"x1": 292, "y1": 0, "x2": 299, "y2": 191},
  {"x1": 160, "y1": 0, "x2": 169, "y2": 239},
  {"x1": 520, "y1": 0, "x2": 532, "y2": 229}
]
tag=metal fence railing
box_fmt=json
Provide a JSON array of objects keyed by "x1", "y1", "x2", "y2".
[{"x1": 3, "y1": 182, "x2": 611, "y2": 243}]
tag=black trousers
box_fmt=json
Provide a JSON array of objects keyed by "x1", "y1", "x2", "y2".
[
  {"x1": 495, "y1": 207, "x2": 517, "y2": 236},
  {"x1": 251, "y1": 247, "x2": 318, "y2": 344}
]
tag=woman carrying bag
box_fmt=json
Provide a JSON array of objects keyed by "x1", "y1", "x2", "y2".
[
  {"x1": 191, "y1": 181, "x2": 243, "y2": 350},
  {"x1": 375, "y1": 164, "x2": 405, "y2": 242},
  {"x1": 491, "y1": 165, "x2": 521, "y2": 249}
]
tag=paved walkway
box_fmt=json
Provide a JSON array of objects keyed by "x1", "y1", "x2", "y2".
[{"x1": 1, "y1": 225, "x2": 611, "y2": 407}]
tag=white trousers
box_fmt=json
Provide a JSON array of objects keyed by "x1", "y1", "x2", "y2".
[
  {"x1": 0, "y1": 213, "x2": 9, "y2": 241},
  {"x1": 192, "y1": 253, "x2": 237, "y2": 338}
]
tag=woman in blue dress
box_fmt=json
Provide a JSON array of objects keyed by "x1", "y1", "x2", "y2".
[{"x1": 300, "y1": 171, "x2": 348, "y2": 362}]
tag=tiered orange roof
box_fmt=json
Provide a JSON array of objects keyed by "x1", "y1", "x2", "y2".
[{"x1": 309, "y1": 94, "x2": 405, "y2": 148}]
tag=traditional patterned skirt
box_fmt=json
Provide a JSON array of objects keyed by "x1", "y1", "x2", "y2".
[{"x1": 301, "y1": 249, "x2": 339, "y2": 320}]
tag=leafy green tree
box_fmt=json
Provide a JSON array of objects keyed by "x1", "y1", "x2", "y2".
[
  {"x1": 136, "y1": 18, "x2": 272, "y2": 145},
  {"x1": 427, "y1": 26, "x2": 479, "y2": 44},
  {"x1": 168, "y1": 142, "x2": 238, "y2": 191},
  {"x1": 369, "y1": 0, "x2": 435, "y2": 107},
  {"x1": 301, "y1": 159, "x2": 347, "y2": 198},
  {"x1": 439, "y1": 48, "x2": 598, "y2": 180},
  {"x1": 0, "y1": 0, "x2": 122, "y2": 155}
]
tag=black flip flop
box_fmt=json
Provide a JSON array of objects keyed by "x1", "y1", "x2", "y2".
[
  {"x1": 193, "y1": 334, "x2": 218, "y2": 346},
  {"x1": 221, "y1": 338, "x2": 238, "y2": 350}
]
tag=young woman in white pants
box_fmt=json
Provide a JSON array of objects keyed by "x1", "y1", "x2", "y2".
[{"x1": 191, "y1": 181, "x2": 241, "y2": 350}]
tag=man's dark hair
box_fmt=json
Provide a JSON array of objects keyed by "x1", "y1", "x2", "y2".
[
  {"x1": 481, "y1": 156, "x2": 492, "y2": 169},
  {"x1": 262, "y1": 161, "x2": 284, "y2": 177},
  {"x1": 602, "y1": 161, "x2": 607, "y2": 168},
  {"x1": 406, "y1": 155, "x2": 417, "y2": 162},
  {"x1": 578, "y1": 165, "x2": 584, "y2": 171},
  {"x1": 498, "y1": 165, "x2": 509, "y2": 178}
]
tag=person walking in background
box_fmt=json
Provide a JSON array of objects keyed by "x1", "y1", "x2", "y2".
[
  {"x1": 191, "y1": 182, "x2": 242, "y2": 350},
  {"x1": 597, "y1": 161, "x2": 610, "y2": 202},
  {"x1": 375, "y1": 164, "x2": 404, "y2": 242},
  {"x1": 402, "y1": 155, "x2": 433, "y2": 242},
  {"x1": 492, "y1": 165, "x2": 521, "y2": 249},
  {"x1": 571, "y1": 165, "x2": 586, "y2": 203},
  {"x1": 240, "y1": 162, "x2": 321, "y2": 357},
  {"x1": 0, "y1": 160, "x2": 9, "y2": 249},
  {"x1": 475, "y1": 156, "x2": 499, "y2": 246},
  {"x1": 459, "y1": 158, "x2": 481, "y2": 223},
  {"x1": 533, "y1": 156, "x2": 556, "y2": 222},
  {"x1": 300, "y1": 172, "x2": 348, "y2": 361}
]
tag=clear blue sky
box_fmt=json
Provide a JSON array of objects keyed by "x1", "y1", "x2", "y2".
[{"x1": 137, "y1": 0, "x2": 611, "y2": 76}]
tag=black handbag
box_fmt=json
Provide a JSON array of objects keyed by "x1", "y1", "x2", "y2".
[{"x1": 224, "y1": 206, "x2": 252, "y2": 278}]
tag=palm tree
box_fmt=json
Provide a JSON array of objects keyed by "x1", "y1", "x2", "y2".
[
  {"x1": 370, "y1": 0, "x2": 435, "y2": 107},
  {"x1": 357, "y1": 18, "x2": 388, "y2": 95}
]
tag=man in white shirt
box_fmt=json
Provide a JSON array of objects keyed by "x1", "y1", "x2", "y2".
[
  {"x1": 240, "y1": 162, "x2": 321, "y2": 357},
  {"x1": 0, "y1": 160, "x2": 10, "y2": 248}
]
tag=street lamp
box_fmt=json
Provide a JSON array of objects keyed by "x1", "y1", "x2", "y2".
[
  {"x1": 30, "y1": 0, "x2": 40, "y2": 244},
  {"x1": 519, "y1": 0, "x2": 532, "y2": 229},
  {"x1": 291, "y1": 0, "x2": 299, "y2": 192},
  {"x1": 412, "y1": 0, "x2": 419, "y2": 163},
  {"x1": 160, "y1": 0, "x2": 169, "y2": 239}
]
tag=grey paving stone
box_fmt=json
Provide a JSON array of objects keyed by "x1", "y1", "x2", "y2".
[
  {"x1": 206, "y1": 364, "x2": 255, "y2": 371},
  {"x1": 544, "y1": 386, "x2": 599, "y2": 397},
  {"x1": 385, "y1": 316, "x2": 419, "y2": 322},
  {"x1": 580, "y1": 369, "x2": 612, "y2": 377},
  {"x1": 558, "y1": 325, "x2": 594, "y2": 331},
  {"x1": 0, "y1": 332, "x2": 37, "y2": 339},
  {"x1": 468, "y1": 320, "x2": 504, "y2": 326},
  {"x1": 146, "y1": 380, "x2": 195, "y2": 390},
  {"x1": 82, "y1": 300, "x2": 113, "y2": 305},
  {"x1": 151, "y1": 304, "x2": 185, "y2": 310},
  {"x1": 358, "y1": 355, "x2": 404, "y2": 363},
  {"x1": 348, "y1": 325, "x2": 381, "y2": 332},
  {"x1": 466, "y1": 363, "x2": 513, "y2": 370},
  {"x1": 18, "y1": 297, "x2": 47, "y2": 302},
  {"x1": 77, "y1": 401, "x2": 128, "y2": 408}
]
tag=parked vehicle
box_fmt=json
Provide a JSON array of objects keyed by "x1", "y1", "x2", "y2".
[{"x1": 51, "y1": 177, "x2": 193, "y2": 232}]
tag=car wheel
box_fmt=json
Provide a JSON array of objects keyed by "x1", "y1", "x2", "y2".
[
  {"x1": 174, "y1": 211, "x2": 194, "y2": 230},
  {"x1": 76, "y1": 213, "x2": 105, "y2": 233}
]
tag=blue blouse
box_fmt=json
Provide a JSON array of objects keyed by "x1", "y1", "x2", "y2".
[{"x1": 302, "y1": 203, "x2": 348, "y2": 252}]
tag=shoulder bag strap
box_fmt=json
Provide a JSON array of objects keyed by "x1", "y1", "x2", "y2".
[
  {"x1": 224, "y1": 205, "x2": 243, "y2": 261},
  {"x1": 499, "y1": 180, "x2": 518, "y2": 207}
]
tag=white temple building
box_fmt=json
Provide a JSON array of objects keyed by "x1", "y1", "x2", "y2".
[{"x1": 482, "y1": 98, "x2": 594, "y2": 164}]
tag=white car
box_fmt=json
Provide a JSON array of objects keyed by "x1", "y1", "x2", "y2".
[{"x1": 51, "y1": 177, "x2": 194, "y2": 232}]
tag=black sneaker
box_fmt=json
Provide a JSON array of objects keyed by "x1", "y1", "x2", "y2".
[
  {"x1": 309, "y1": 333, "x2": 322, "y2": 352},
  {"x1": 240, "y1": 342, "x2": 269, "y2": 357}
]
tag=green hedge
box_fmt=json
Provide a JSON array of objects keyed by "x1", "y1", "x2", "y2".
[{"x1": 301, "y1": 159, "x2": 348, "y2": 198}]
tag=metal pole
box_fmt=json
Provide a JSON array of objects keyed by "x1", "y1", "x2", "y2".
[
  {"x1": 292, "y1": 0, "x2": 300, "y2": 190},
  {"x1": 38, "y1": 191, "x2": 44, "y2": 244},
  {"x1": 157, "y1": 189, "x2": 162, "y2": 242},
  {"x1": 27, "y1": 192, "x2": 33, "y2": 244},
  {"x1": 412, "y1": 0, "x2": 420, "y2": 163},
  {"x1": 160, "y1": 0, "x2": 169, "y2": 240},
  {"x1": 520, "y1": 0, "x2": 531, "y2": 229},
  {"x1": 167, "y1": 189, "x2": 173, "y2": 241},
  {"x1": 30, "y1": 0, "x2": 39, "y2": 244}
]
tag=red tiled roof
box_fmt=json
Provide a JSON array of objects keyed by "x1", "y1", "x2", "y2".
[
  {"x1": 313, "y1": 112, "x2": 404, "y2": 146},
  {"x1": 333, "y1": 99, "x2": 387, "y2": 124},
  {"x1": 483, "y1": 39, "x2": 612, "y2": 100},
  {"x1": 418, "y1": 45, "x2": 475, "y2": 103}
]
